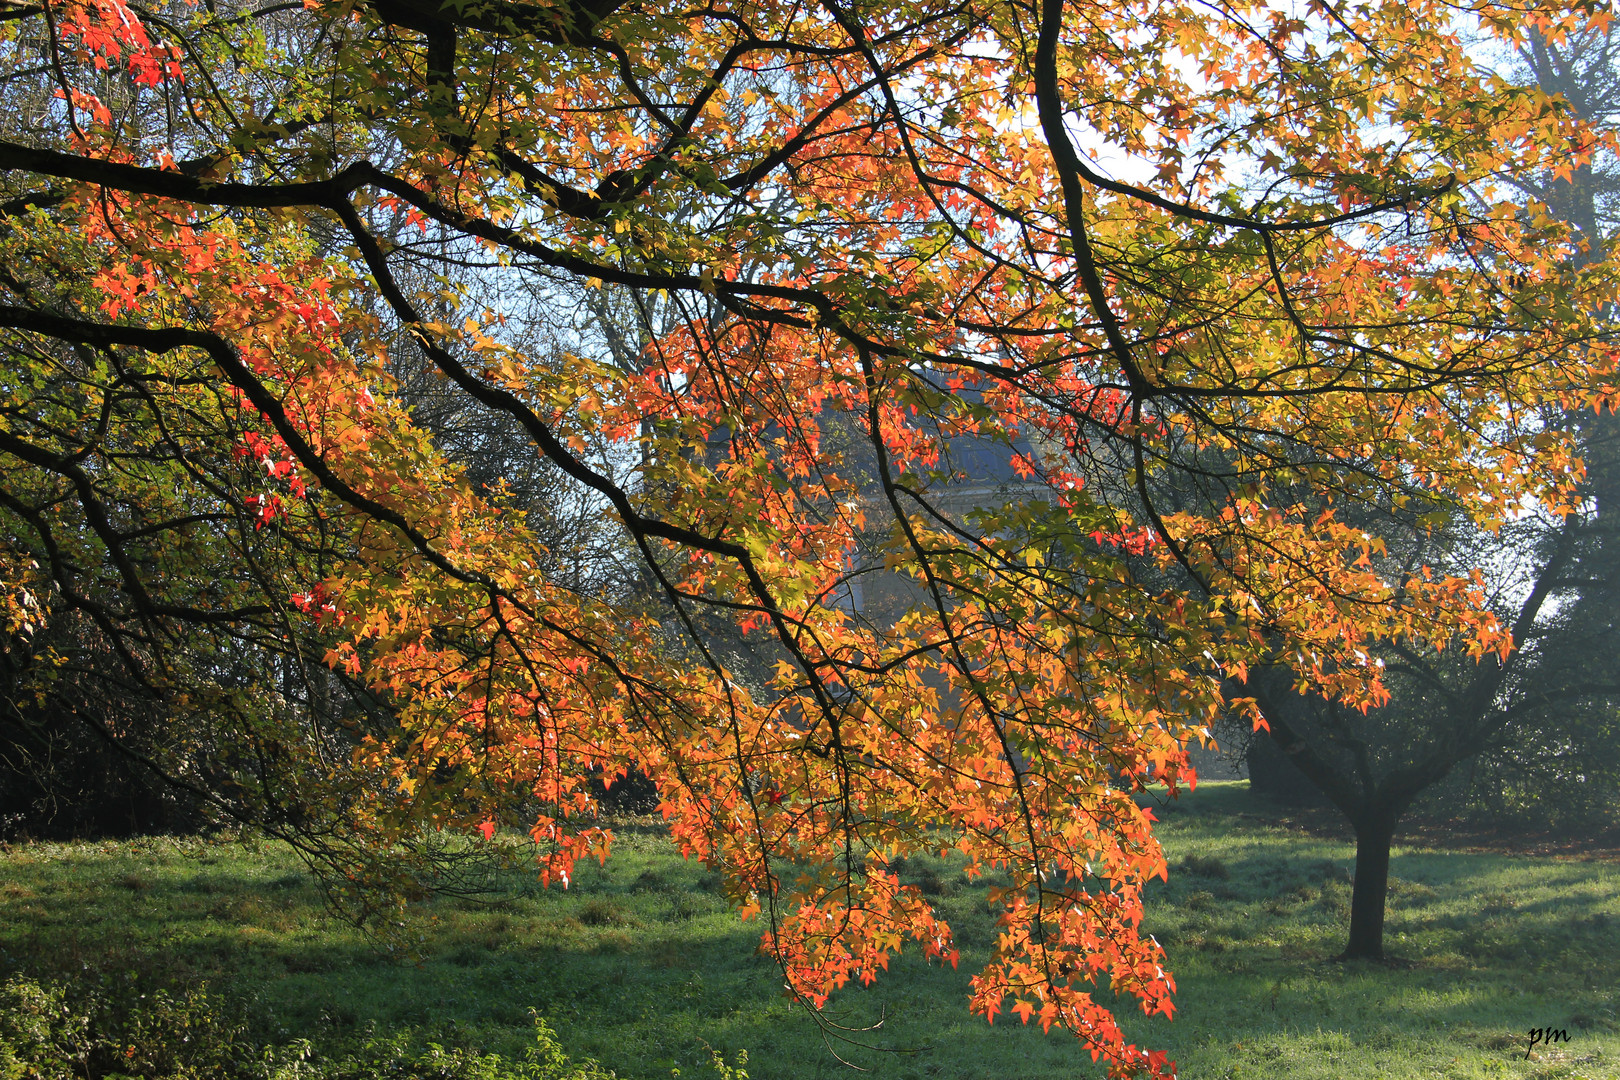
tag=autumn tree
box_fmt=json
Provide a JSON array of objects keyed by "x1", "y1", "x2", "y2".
[{"x1": 1, "y1": 0, "x2": 1616, "y2": 1074}]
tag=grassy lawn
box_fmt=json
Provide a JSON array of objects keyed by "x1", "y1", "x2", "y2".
[{"x1": 0, "y1": 781, "x2": 1614, "y2": 1079}]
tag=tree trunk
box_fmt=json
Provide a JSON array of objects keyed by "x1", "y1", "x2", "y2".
[{"x1": 1343, "y1": 814, "x2": 1396, "y2": 960}]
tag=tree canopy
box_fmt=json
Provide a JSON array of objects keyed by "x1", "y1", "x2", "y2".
[{"x1": 1, "y1": 0, "x2": 1616, "y2": 1074}]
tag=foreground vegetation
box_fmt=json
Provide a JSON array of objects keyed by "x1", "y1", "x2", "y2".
[{"x1": 1, "y1": 782, "x2": 1614, "y2": 1080}]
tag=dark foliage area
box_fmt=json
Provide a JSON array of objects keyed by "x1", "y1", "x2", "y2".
[
  {"x1": 0, "y1": 971, "x2": 618, "y2": 1080},
  {"x1": 1, "y1": 623, "x2": 209, "y2": 841},
  {"x1": 0, "y1": 714, "x2": 207, "y2": 841}
]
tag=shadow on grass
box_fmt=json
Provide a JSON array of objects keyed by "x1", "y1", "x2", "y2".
[{"x1": 2, "y1": 802, "x2": 1617, "y2": 1080}]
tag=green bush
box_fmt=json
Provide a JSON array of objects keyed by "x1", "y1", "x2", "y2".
[
  {"x1": 0, "y1": 971, "x2": 259, "y2": 1079},
  {"x1": 312, "y1": 1024, "x2": 622, "y2": 1080},
  {"x1": 0, "y1": 975, "x2": 624, "y2": 1080}
]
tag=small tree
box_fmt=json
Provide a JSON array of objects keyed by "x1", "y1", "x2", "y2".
[{"x1": 1230, "y1": 22, "x2": 1620, "y2": 961}]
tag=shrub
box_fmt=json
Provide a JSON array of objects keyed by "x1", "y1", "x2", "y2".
[
  {"x1": 1179, "y1": 854, "x2": 1231, "y2": 880},
  {"x1": 0, "y1": 975, "x2": 620, "y2": 1080},
  {"x1": 0, "y1": 972, "x2": 267, "y2": 1079},
  {"x1": 314, "y1": 1021, "x2": 621, "y2": 1080}
]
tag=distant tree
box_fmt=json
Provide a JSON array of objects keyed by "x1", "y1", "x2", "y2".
[{"x1": 1231, "y1": 22, "x2": 1620, "y2": 961}]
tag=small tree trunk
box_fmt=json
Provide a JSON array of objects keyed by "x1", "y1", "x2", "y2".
[{"x1": 1342, "y1": 815, "x2": 1396, "y2": 960}]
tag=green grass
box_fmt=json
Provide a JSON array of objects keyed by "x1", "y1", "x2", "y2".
[
  {"x1": 1, "y1": 782, "x2": 1615, "y2": 1079},
  {"x1": 1125, "y1": 786, "x2": 1617, "y2": 1079}
]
